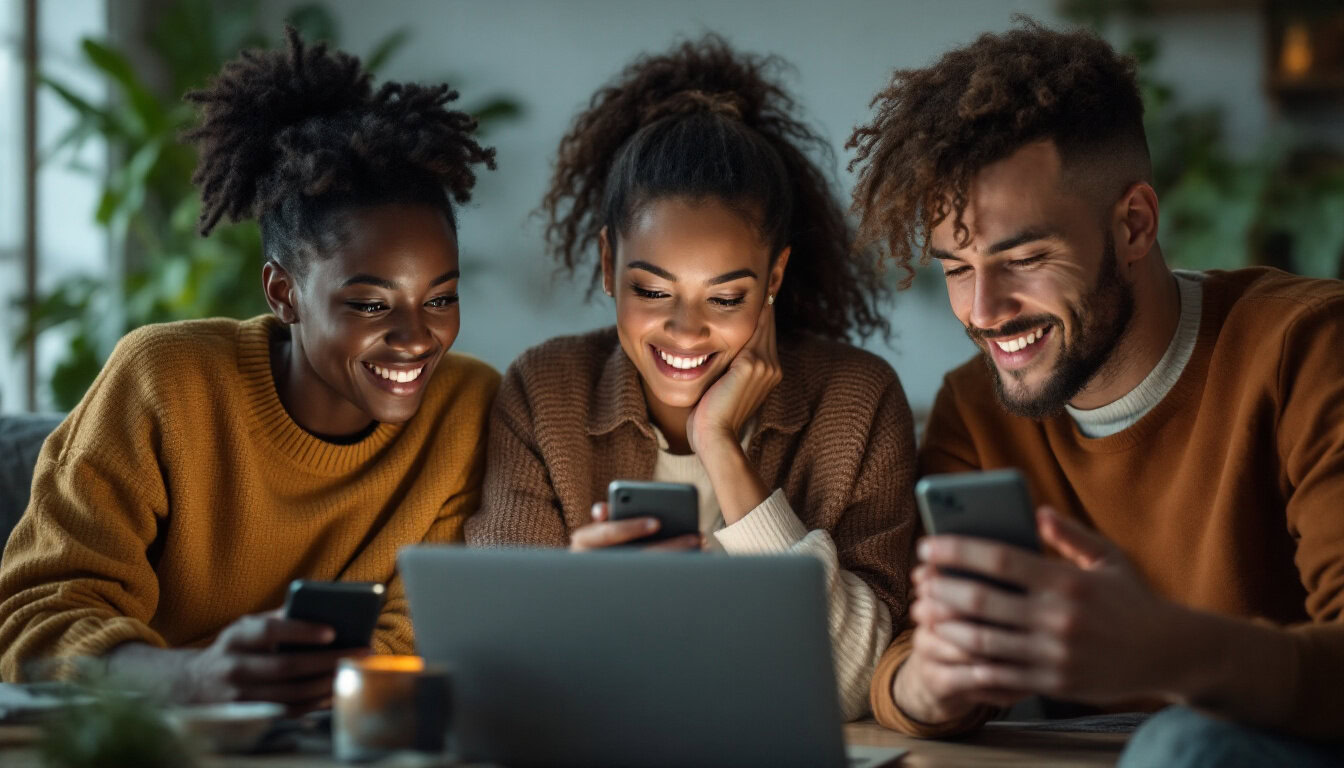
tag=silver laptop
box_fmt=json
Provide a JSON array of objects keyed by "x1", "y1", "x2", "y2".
[{"x1": 401, "y1": 546, "x2": 907, "y2": 768}]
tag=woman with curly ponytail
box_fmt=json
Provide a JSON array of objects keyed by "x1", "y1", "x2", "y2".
[
  {"x1": 0, "y1": 28, "x2": 499, "y2": 706},
  {"x1": 467, "y1": 35, "x2": 917, "y2": 720}
]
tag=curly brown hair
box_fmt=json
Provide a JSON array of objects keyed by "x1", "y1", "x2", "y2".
[
  {"x1": 184, "y1": 26, "x2": 496, "y2": 272},
  {"x1": 542, "y1": 34, "x2": 888, "y2": 341},
  {"x1": 848, "y1": 18, "x2": 1149, "y2": 286}
]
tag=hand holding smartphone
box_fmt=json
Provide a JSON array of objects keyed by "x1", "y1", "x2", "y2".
[
  {"x1": 606, "y1": 480, "x2": 699, "y2": 545},
  {"x1": 914, "y1": 469, "x2": 1041, "y2": 592}
]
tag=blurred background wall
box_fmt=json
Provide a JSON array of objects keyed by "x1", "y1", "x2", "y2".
[{"x1": 4, "y1": 0, "x2": 1342, "y2": 420}]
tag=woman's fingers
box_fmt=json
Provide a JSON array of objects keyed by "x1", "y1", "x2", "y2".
[
  {"x1": 570, "y1": 520, "x2": 701, "y2": 552},
  {"x1": 570, "y1": 518, "x2": 659, "y2": 551},
  {"x1": 228, "y1": 646, "x2": 361, "y2": 682},
  {"x1": 220, "y1": 614, "x2": 334, "y2": 651},
  {"x1": 644, "y1": 533, "x2": 702, "y2": 551},
  {"x1": 591, "y1": 501, "x2": 609, "y2": 522}
]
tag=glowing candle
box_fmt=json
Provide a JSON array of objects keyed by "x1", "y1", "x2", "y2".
[{"x1": 333, "y1": 655, "x2": 450, "y2": 762}]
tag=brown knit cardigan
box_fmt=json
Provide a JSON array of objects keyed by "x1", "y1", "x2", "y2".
[{"x1": 465, "y1": 327, "x2": 918, "y2": 624}]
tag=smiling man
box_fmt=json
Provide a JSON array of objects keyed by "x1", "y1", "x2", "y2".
[{"x1": 849, "y1": 20, "x2": 1344, "y2": 767}]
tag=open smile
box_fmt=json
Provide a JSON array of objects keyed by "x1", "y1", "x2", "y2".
[
  {"x1": 985, "y1": 324, "x2": 1053, "y2": 372},
  {"x1": 361, "y1": 360, "x2": 431, "y2": 395},
  {"x1": 649, "y1": 344, "x2": 717, "y2": 381}
]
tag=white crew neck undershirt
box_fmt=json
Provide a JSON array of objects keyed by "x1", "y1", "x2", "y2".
[{"x1": 1066, "y1": 271, "x2": 1204, "y2": 439}]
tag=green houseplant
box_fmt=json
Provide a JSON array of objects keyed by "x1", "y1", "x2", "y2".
[
  {"x1": 903, "y1": 3, "x2": 1344, "y2": 295},
  {"x1": 1063, "y1": 0, "x2": 1344, "y2": 279},
  {"x1": 20, "y1": 0, "x2": 520, "y2": 409},
  {"x1": 38, "y1": 688, "x2": 195, "y2": 768}
]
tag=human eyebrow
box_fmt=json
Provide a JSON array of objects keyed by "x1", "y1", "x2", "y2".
[
  {"x1": 341, "y1": 274, "x2": 397, "y2": 290},
  {"x1": 626, "y1": 261, "x2": 677, "y2": 281},
  {"x1": 929, "y1": 248, "x2": 960, "y2": 261},
  {"x1": 707, "y1": 269, "x2": 757, "y2": 285},
  {"x1": 988, "y1": 228, "x2": 1057, "y2": 254},
  {"x1": 430, "y1": 270, "x2": 460, "y2": 287}
]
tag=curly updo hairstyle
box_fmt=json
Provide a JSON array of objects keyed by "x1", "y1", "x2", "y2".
[
  {"x1": 184, "y1": 26, "x2": 496, "y2": 274},
  {"x1": 848, "y1": 18, "x2": 1150, "y2": 286},
  {"x1": 542, "y1": 34, "x2": 888, "y2": 342}
]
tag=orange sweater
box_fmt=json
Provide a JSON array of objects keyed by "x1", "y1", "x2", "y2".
[
  {"x1": 0, "y1": 316, "x2": 499, "y2": 680},
  {"x1": 871, "y1": 268, "x2": 1344, "y2": 741}
]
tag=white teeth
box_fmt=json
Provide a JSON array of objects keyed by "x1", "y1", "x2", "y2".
[
  {"x1": 365, "y1": 363, "x2": 423, "y2": 383},
  {"x1": 657, "y1": 349, "x2": 709, "y2": 370},
  {"x1": 994, "y1": 327, "x2": 1047, "y2": 353}
]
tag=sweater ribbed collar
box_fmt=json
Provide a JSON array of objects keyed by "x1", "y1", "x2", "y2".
[
  {"x1": 585, "y1": 329, "x2": 811, "y2": 440},
  {"x1": 235, "y1": 315, "x2": 403, "y2": 475},
  {"x1": 1048, "y1": 271, "x2": 1225, "y2": 453},
  {"x1": 1066, "y1": 272, "x2": 1204, "y2": 437}
]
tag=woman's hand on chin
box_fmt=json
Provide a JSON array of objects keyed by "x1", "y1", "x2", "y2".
[
  {"x1": 686, "y1": 301, "x2": 781, "y2": 456},
  {"x1": 569, "y1": 502, "x2": 702, "y2": 552}
]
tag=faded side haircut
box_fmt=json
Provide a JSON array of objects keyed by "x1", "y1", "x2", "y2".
[{"x1": 848, "y1": 18, "x2": 1150, "y2": 286}]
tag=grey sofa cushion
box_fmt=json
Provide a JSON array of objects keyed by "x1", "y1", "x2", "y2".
[{"x1": 0, "y1": 414, "x2": 63, "y2": 552}]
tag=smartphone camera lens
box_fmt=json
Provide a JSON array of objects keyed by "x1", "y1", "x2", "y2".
[{"x1": 620, "y1": 494, "x2": 630, "y2": 504}]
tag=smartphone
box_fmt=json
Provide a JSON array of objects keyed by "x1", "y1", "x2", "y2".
[
  {"x1": 606, "y1": 480, "x2": 699, "y2": 545},
  {"x1": 281, "y1": 580, "x2": 386, "y2": 651},
  {"x1": 914, "y1": 469, "x2": 1041, "y2": 592}
]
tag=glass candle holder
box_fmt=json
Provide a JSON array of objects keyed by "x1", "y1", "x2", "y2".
[{"x1": 332, "y1": 655, "x2": 450, "y2": 762}]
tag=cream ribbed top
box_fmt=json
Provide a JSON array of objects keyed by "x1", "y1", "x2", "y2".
[{"x1": 650, "y1": 425, "x2": 892, "y2": 720}]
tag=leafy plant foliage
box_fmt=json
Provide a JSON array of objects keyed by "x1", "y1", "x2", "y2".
[
  {"x1": 1065, "y1": 0, "x2": 1344, "y2": 279},
  {"x1": 21, "y1": 0, "x2": 520, "y2": 409}
]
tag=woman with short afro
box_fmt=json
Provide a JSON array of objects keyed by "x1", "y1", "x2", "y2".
[
  {"x1": 0, "y1": 28, "x2": 499, "y2": 709},
  {"x1": 466, "y1": 35, "x2": 918, "y2": 720}
]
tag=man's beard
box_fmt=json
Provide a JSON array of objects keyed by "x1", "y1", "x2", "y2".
[{"x1": 967, "y1": 233, "x2": 1135, "y2": 420}]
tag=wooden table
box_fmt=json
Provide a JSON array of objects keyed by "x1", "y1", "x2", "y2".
[
  {"x1": 847, "y1": 720, "x2": 1129, "y2": 767},
  {"x1": 1, "y1": 719, "x2": 1130, "y2": 767}
]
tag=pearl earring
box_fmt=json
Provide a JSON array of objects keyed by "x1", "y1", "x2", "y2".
[{"x1": 767, "y1": 294, "x2": 775, "y2": 306}]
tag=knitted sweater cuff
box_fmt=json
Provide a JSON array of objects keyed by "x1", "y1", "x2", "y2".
[
  {"x1": 713, "y1": 489, "x2": 807, "y2": 553},
  {"x1": 22, "y1": 615, "x2": 165, "y2": 682}
]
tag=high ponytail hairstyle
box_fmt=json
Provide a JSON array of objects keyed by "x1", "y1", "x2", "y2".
[
  {"x1": 542, "y1": 35, "x2": 888, "y2": 341},
  {"x1": 184, "y1": 26, "x2": 496, "y2": 274}
]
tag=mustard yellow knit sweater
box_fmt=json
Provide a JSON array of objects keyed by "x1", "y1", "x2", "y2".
[{"x1": 0, "y1": 315, "x2": 499, "y2": 680}]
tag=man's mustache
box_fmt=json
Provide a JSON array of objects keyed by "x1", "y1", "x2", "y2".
[{"x1": 965, "y1": 314, "x2": 1061, "y2": 343}]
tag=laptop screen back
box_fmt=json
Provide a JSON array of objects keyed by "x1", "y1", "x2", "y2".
[{"x1": 400, "y1": 547, "x2": 846, "y2": 768}]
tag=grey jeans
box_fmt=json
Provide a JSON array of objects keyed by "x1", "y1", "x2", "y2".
[{"x1": 1117, "y1": 707, "x2": 1344, "y2": 768}]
